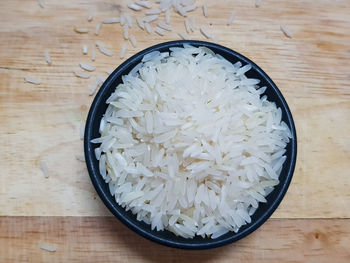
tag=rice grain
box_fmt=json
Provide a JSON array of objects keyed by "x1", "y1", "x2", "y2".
[
  {"x1": 136, "y1": 1, "x2": 152, "y2": 9},
  {"x1": 24, "y1": 76, "x2": 40, "y2": 85},
  {"x1": 88, "y1": 7, "x2": 93, "y2": 21},
  {"x1": 157, "y1": 22, "x2": 172, "y2": 31},
  {"x1": 44, "y1": 50, "x2": 51, "y2": 65},
  {"x1": 129, "y1": 35, "x2": 137, "y2": 47},
  {"x1": 120, "y1": 44, "x2": 127, "y2": 59},
  {"x1": 280, "y1": 25, "x2": 293, "y2": 38},
  {"x1": 154, "y1": 27, "x2": 165, "y2": 36},
  {"x1": 203, "y1": 3, "x2": 208, "y2": 17},
  {"x1": 79, "y1": 62, "x2": 95, "y2": 72},
  {"x1": 82, "y1": 44, "x2": 88, "y2": 55},
  {"x1": 128, "y1": 3, "x2": 143, "y2": 11},
  {"x1": 227, "y1": 12, "x2": 235, "y2": 25},
  {"x1": 143, "y1": 15, "x2": 158, "y2": 23},
  {"x1": 74, "y1": 71, "x2": 90, "y2": 79},
  {"x1": 39, "y1": 243, "x2": 56, "y2": 252},
  {"x1": 39, "y1": 161, "x2": 49, "y2": 178},
  {"x1": 96, "y1": 41, "x2": 114, "y2": 56},
  {"x1": 74, "y1": 27, "x2": 89, "y2": 34}
]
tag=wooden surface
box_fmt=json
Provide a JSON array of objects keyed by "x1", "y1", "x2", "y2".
[{"x1": 0, "y1": 0, "x2": 349, "y2": 261}]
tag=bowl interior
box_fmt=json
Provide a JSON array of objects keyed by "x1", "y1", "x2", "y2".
[{"x1": 84, "y1": 40, "x2": 297, "y2": 249}]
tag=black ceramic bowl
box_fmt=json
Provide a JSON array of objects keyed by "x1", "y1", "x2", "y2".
[{"x1": 84, "y1": 40, "x2": 297, "y2": 250}]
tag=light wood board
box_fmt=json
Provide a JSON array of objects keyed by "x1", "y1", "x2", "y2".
[{"x1": 0, "y1": 0, "x2": 349, "y2": 261}]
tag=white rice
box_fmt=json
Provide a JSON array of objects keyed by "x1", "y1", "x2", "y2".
[
  {"x1": 105, "y1": 69, "x2": 113, "y2": 75},
  {"x1": 102, "y1": 17, "x2": 120, "y2": 24},
  {"x1": 79, "y1": 62, "x2": 95, "y2": 72},
  {"x1": 74, "y1": 27, "x2": 89, "y2": 33},
  {"x1": 80, "y1": 122, "x2": 85, "y2": 140},
  {"x1": 143, "y1": 14, "x2": 159, "y2": 23},
  {"x1": 88, "y1": 7, "x2": 93, "y2": 21},
  {"x1": 184, "y1": 4, "x2": 197, "y2": 12},
  {"x1": 24, "y1": 76, "x2": 41, "y2": 85},
  {"x1": 157, "y1": 22, "x2": 172, "y2": 31},
  {"x1": 120, "y1": 43, "x2": 127, "y2": 59},
  {"x1": 200, "y1": 27, "x2": 212, "y2": 39},
  {"x1": 39, "y1": 243, "x2": 56, "y2": 252},
  {"x1": 280, "y1": 25, "x2": 293, "y2": 38},
  {"x1": 136, "y1": 17, "x2": 145, "y2": 30},
  {"x1": 154, "y1": 27, "x2": 165, "y2": 36},
  {"x1": 38, "y1": 0, "x2": 44, "y2": 9},
  {"x1": 203, "y1": 3, "x2": 208, "y2": 17},
  {"x1": 74, "y1": 71, "x2": 90, "y2": 79},
  {"x1": 44, "y1": 50, "x2": 51, "y2": 65},
  {"x1": 146, "y1": 9, "x2": 161, "y2": 15},
  {"x1": 39, "y1": 161, "x2": 49, "y2": 178},
  {"x1": 178, "y1": 31, "x2": 190, "y2": 40},
  {"x1": 165, "y1": 9, "x2": 170, "y2": 24},
  {"x1": 144, "y1": 23, "x2": 152, "y2": 34},
  {"x1": 125, "y1": 13, "x2": 133, "y2": 27},
  {"x1": 123, "y1": 24, "x2": 129, "y2": 40},
  {"x1": 136, "y1": 1, "x2": 152, "y2": 9},
  {"x1": 96, "y1": 41, "x2": 114, "y2": 56},
  {"x1": 185, "y1": 18, "x2": 191, "y2": 33},
  {"x1": 255, "y1": 0, "x2": 262, "y2": 8},
  {"x1": 82, "y1": 45, "x2": 88, "y2": 55},
  {"x1": 90, "y1": 76, "x2": 104, "y2": 96},
  {"x1": 93, "y1": 46, "x2": 291, "y2": 239},
  {"x1": 128, "y1": 3, "x2": 143, "y2": 11},
  {"x1": 227, "y1": 12, "x2": 235, "y2": 26},
  {"x1": 129, "y1": 35, "x2": 137, "y2": 47}
]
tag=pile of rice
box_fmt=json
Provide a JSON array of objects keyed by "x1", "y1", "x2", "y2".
[{"x1": 92, "y1": 45, "x2": 291, "y2": 239}]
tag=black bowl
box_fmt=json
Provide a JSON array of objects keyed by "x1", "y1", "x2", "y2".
[{"x1": 84, "y1": 40, "x2": 297, "y2": 250}]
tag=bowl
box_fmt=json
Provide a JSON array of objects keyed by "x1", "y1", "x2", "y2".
[{"x1": 84, "y1": 40, "x2": 297, "y2": 249}]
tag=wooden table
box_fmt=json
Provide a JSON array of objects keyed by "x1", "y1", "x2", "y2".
[{"x1": 0, "y1": 0, "x2": 349, "y2": 262}]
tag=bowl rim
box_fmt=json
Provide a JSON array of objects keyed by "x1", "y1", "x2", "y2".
[{"x1": 84, "y1": 40, "x2": 297, "y2": 250}]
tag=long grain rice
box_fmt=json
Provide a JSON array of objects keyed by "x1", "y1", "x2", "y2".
[
  {"x1": 157, "y1": 22, "x2": 172, "y2": 31},
  {"x1": 102, "y1": 17, "x2": 120, "y2": 24},
  {"x1": 39, "y1": 161, "x2": 49, "y2": 178},
  {"x1": 178, "y1": 31, "x2": 190, "y2": 40},
  {"x1": 128, "y1": 3, "x2": 143, "y2": 11},
  {"x1": 129, "y1": 35, "x2": 137, "y2": 47},
  {"x1": 74, "y1": 70, "x2": 90, "y2": 79},
  {"x1": 88, "y1": 7, "x2": 93, "y2": 21},
  {"x1": 227, "y1": 12, "x2": 235, "y2": 25},
  {"x1": 80, "y1": 62, "x2": 95, "y2": 72},
  {"x1": 82, "y1": 44, "x2": 88, "y2": 55},
  {"x1": 203, "y1": 3, "x2": 208, "y2": 17},
  {"x1": 44, "y1": 50, "x2": 51, "y2": 65},
  {"x1": 24, "y1": 76, "x2": 41, "y2": 85},
  {"x1": 143, "y1": 15, "x2": 159, "y2": 23},
  {"x1": 96, "y1": 41, "x2": 114, "y2": 56},
  {"x1": 74, "y1": 27, "x2": 89, "y2": 33},
  {"x1": 136, "y1": 1, "x2": 152, "y2": 8},
  {"x1": 120, "y1": 43, "x2": 127, "y2": 59},
  {"x1": 93, "y1": 46, "x2": 291, "y2": 239},
  {"x1": 39, "y1": 243, "x2": 56, "y2": 252},
  {"x1": 280, "y1": 25, "x2": 292, "y2": 38},
  {"x1": 154, "y1": 27, "x2": 165, "y2": 36}
]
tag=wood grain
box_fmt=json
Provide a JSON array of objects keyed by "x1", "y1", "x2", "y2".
[
  {"x1": 0, "y1": 217, "x2": 349, "y2": 263},
  {"x1": 0, "y1": 0, "x2": 350, "y2": 260},
  {"x1": 0, "y1": 0, "x2": 349, "y2": 218}
]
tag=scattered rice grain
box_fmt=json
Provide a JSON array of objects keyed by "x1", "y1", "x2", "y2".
[
  {"x1": 120, "y1": 44, "x2": 127, "y2": 59},
  {"x1": 74, "y1": 70, "x2": 90, "y2": 79},
  {"x1": 129, "y1": 35, "x2": 137, "y2": 47},
  {"x1": 96, "y1": 41, "x2": 114, "y2": 56},
  {"x1": 143, "y1": 14, "x2": 158, "y2": 23},
  {"x1": 146, "y1": 9, "x2": 161, "y2": 15},
  {"x1": 178, "y1": 32, "x2": 190, "y2": 40},
  {"x1": 157, "y1": 22, "x2": 172, "y2": 31},
  {"x1": 24, "y1": 76, "x2": 40, "y2": 85},
  {"x1": 39, "y1": 243, "x2": 56, "y2": 252},
  {"x1": 136, "y1": 17, "x2": 145, "y2": 30},
  {"x1": 154, "y1": 27, "x2": 165, "y2": 36},
  {"x1": 95, "y1": 23, "x2": 102, "y2": 35},
  {"x1": 203, "y1": 3, "x2": 208, "y2": 17},
  {"x1": 136, "y1": 1, "x2": 152, "y2": 9},
  {"x1": 90, "y1": 76, "x2": 104, "y2": 96},
  {"x1": 128, "y1": 3, "x2": 143, "y2": 11},
  {"x1": 123, "y1": 24, "x2": 129, "y2": 40},
  {"x1": 88, "y1": 7, "x2": 93, "y2": 21},
  {"x1": 280, "y1": 25, "x2": 292, "y2": 38},
  {"x1": 44, "y1": 50, "x2": 51, "y2": 65},
  {"x1": 79, "y1": 62, "x2": 95, "y2": 72},
  {"x1": 39, "y1": 161, "x2": 49, "y2": 178},
  {"x1": 102, "y1": 17, "x2": 120, "y2": 24},
  {"x1": 82, "y1": 44, "x2": 88, "y2": 55},
  {"x1": 74, "y1": 27, "x2": 89, "y2": 34},
  {"x1": 227, "y1": 12, "x2": 235, "y2": 25}
]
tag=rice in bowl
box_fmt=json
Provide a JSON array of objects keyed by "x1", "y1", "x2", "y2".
[{"x1": 91, "y1": 44, "x2": 291, "y2": 239}]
